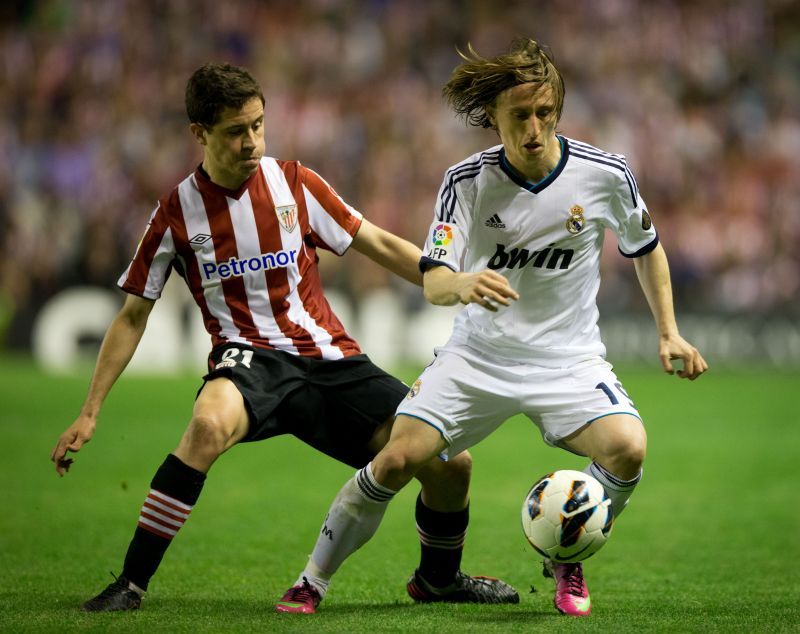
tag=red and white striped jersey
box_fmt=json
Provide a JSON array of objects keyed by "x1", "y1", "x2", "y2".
[{"x1": 118, "y1": 157, "x2": 363, "y2": 359}]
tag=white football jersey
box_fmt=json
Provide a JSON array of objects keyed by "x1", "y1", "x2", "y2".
[{"x1": 421, "y1": 136, "x2": 658, "y2": 364}]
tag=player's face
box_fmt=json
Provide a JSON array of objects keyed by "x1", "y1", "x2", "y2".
[
  {"x1": 489, "y1": 83, "x2": 560, "y2": 183},
  {"x1": 191, "y1": 96, "x2": 265, "y2": 189}
]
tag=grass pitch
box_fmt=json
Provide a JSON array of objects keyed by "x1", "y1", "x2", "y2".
[{"x1": 1, "y1": 357, "x2": 798, "y2": 632}]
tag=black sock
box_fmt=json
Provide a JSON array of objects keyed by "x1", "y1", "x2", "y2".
[
  {"x1": 121, "y1": 454, "x2": 206, "y2": 590},
  {"x1": 414, "y1": 493, "x2": 469, "y2": 588}
]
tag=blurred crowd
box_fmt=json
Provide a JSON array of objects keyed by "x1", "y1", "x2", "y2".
[{"x1": 1, "y1": 0, "x2": 798, "y2": 348}]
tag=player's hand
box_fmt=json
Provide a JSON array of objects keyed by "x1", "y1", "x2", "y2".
[
  {"x1": 50, "y1": 416, "x2": 96, "y2": 476},
  {"x1": 658, "y1": 334, "x2": 708, "y2": 380},
  {"x1": 455, "y1": 270, "x2": 519, "y2": 312}
]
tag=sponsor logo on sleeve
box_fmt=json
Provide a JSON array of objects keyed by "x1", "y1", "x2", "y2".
[
  {"x1": 428, "y1": 224, "x2": 453, "y2": 260},
  {"x1": 641, "y1": 209, "x2": 652, "y2": 230},
  {"x1": 432, "y1": 224, "x2": 453, "y2": 246}
]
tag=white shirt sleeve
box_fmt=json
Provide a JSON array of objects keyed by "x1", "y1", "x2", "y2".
[
  {"x1": 419, "y1": 169, "x2": 471, "y2": 272},
  {"x1": 606, "y1": 159, "x2": 659, "y2": 257}
]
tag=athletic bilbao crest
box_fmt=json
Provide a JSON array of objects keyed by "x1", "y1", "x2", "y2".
[{"x1": 276, "y1": 204, "x2": 298, "y2": 232}]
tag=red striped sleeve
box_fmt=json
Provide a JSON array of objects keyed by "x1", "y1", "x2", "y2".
[
  {"x1": 299, "y1": 165, "x2": 362, "y2": 254},
  {"x1": 118, "y1": 202, "x2": 174, "y2": 299}
]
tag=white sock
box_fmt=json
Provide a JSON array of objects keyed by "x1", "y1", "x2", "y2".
[
  {"x1": 291, "y1": 570, "x2": 330, "y2": 598},
  {"x1": 583, "y1": 461, "x2": 641, "y2": 518},
  {"x1": 127, "y1": 580, "x2": 145, "y2": 596},
  {"x1": 297, "y1": 463, "x2": 396, "y2": 595}
]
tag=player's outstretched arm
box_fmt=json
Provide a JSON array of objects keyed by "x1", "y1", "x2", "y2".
[
  {"x1": 423, "y1": 265, "x2": 519, "y2": 312},
  {"x1": 351, "y1": 218, "x2": 424, "y2": 286},
  {"x1": 50, "y1": 294, "x2": 155, "y2": 476},
  {"x1": 633, "y1": 243, "x2": 708, "y2": 380}
]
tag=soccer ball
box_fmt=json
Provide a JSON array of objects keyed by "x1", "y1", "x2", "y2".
[{"x1": 521, "y1": 469, "x2": 613, "y2": 563}]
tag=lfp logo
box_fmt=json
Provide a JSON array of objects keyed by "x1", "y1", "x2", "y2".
[{"x1": 432, "y1": 224, "x2": 453, "y2": 246}]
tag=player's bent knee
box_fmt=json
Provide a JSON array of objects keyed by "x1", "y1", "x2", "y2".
[
  {"x1": 374, "y1": 446, "x2": 420, "y2": 483},
  {"x1": 184, "y1": 413, "x2": 233, "y2": 455},
  {"x1": 611, "y1": 427, "x2": 647, "y2": 473},
  {"x1": 629, "y1": 423, "x2": 647, "y2": 464}
]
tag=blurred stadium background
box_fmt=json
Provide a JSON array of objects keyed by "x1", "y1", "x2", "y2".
[
  {"x1": 1, "y1": 0, "x2": 798, "y2": 371},
  {"x1": 2, "y1": 4, "x2": 799, "y2": 629}
]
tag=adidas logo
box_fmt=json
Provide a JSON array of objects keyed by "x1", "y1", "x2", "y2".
[{"x1": 485, "y1": 214, "x2": 506, "y2": 228}]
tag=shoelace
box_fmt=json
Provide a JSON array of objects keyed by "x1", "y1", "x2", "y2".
[
  {"x1": 562, "y1": 565, "x2": 585, "y2": 596},
  {"x1": 462, "y1": 574, "x2": 493, "y2": 589},
  {"x1": 94, "y1": 573, "x2": 128, "y2": 599},
  {"x1": 287, "y1": 578, "x2": 317, "y2": 602},
  {"x1": 460, "y1": 573, "x2": 505, "y2": 600}
]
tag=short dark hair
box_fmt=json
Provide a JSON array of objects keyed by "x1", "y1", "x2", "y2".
[
  {"x1": 185, "y1": 63, "x2": 265, "y2": 127},
  {"x1": 443, "y1": 38, "x2": 565, "y2": 129}
]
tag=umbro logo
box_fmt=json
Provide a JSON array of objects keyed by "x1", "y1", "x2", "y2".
[
  {"x1": 189, "y1": 233, "x2": 211, "y2": 246},
  {"x1": 485, "y1": 214, "x2": 506, "y2": 228}
]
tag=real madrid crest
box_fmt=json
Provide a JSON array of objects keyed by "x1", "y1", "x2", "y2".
[
  {"x1": 641, "y1": 209, "x2": 652, "y2": 230},
  {"x1": 407, "y1": 378, "x2": 422, "y2": 399},
  {"x1": 566, "y1": 204, "x2": 585, "y2": 234},
  {"x1": 276, "y1": 204, "x2": 298, "y2": 232}
]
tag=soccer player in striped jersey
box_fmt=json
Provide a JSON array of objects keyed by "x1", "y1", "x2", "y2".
[
  {"x1": 279, "y1": 39, "x2": 707, "y2": 617},
  {"x1": 50, "y1": 63, "x2": 518, "y2": 613}
]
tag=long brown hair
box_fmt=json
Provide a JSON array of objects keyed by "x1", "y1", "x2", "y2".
[{"x1": 443, "y1": 38, "x2": 565, "y2": 129}]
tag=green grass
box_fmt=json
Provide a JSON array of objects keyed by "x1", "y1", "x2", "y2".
[{"x1": 1, "y1": 357, "x2": 799, "y2": 632}]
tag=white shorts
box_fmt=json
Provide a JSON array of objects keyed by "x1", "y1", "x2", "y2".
[{"x1": 396, "y1": 343, "x2": 641, "y2": 460}]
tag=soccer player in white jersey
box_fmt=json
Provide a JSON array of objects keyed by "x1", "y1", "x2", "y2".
[
  {"x1": 50, "y1": 63, "x2": 518, "y2": 613},
  {"x1": 278, "y1": 39, "x2": 707, "y2": 617}
]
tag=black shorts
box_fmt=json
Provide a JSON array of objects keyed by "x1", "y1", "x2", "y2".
[{"x1": 201, "y1": 343, "x2": 408, "y2": 468}]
